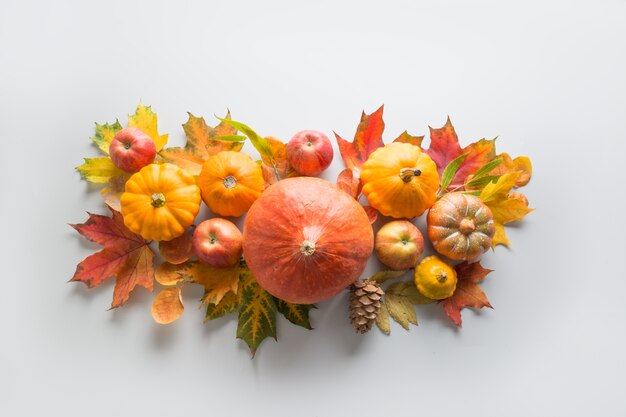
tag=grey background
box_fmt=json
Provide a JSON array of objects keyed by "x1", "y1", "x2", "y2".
[{"x1": 1, "y1": 0, "x2": 625, "y2": 416}]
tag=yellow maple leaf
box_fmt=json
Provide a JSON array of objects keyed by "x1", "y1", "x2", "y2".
[
  {"x1": 480, "y1": 172, "x2": 534, "y2": 247},
  {"x1": 90, "y1": 120, "x2": 122, "y2": 154},
  {"x1": 76, "y1": 157, "x2": 124, "y2": 184},
  {"x1": 128, "y1": 102, "x2": 168, "y2": 151},
  {"x1": 490, "y1": 152, "x2": 532, "y2": 187}
]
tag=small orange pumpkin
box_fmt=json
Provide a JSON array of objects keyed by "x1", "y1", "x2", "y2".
[
  {"x1": 197, "y1": 151, "x2": 264, "y2": 217},
  {"x1": 361, "y1": 142, "x2": 439, "y2": 218},
  {"x1": 427, "y1": 193, "x2": 495, "y2": 260},
  {"x1": 121, "y1": 163, "x2": 201, "y2": 241}
]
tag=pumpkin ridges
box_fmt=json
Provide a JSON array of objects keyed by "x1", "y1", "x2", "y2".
[
  {"x1": 198, "y1": 151, "x2": 263, "y2": 217},
  {"x1": 427, "y1": 193, "x2": 495, "y2": 260},
  {"x1": 361, "y1": 142, "x2": 439, "y2": 219},
  {"x1": 243, "y1": 177, "x2": 374, "y2": 304}
]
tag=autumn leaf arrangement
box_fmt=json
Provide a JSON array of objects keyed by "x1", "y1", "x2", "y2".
[{"x1": 72, "y1": 102, "x2": 533, "y2": 356}]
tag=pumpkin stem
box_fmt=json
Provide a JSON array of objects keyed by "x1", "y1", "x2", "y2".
[
  {"x1": 151, "y1": 193, "x2": 166, "y2": 208},
  {"x1": 399, "y1": 168, "x2": 422, "y2": 183},
  {"x1": 459, "y1": 218, "x2": 476, "y2": 234},
  {"x1": 223, "y1": 175, "x2": 237, "y2": 189},
  {"x1": 300, "y1": 240, "x2": 316, "y2": 256},
  {"x1": 436, "y1": 271, "x2": 448, "y2": 283}
]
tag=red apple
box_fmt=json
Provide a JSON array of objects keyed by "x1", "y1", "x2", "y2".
[
  {"x1": 375, "y1": 220, "x2": 424, "y2": 270},
  {"x1": 286, "y1": 130, "x2": 334, "y2": 176},
  {"x1": 109, "y1": 127, "x2": 156, "y2": 172},
  {"x1": 193, "y1": 218, "x2": 242, "y2": 268}
]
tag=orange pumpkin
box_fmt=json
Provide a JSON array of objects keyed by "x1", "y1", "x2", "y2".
[
  {"x1": 197, "y1": 151, "x2": 264, "y2": 217},
  {"x1": 427, "y1": 193, "x2": 495, "y2": 260},
  {"x1": 121, "y1": 163, "x2": 201, "y2": 241},
  {"x1": 243, "y1": 177, "x2": 374, "y2": 304},
  {"x1": 361, "y1": 142, "x2": 439, "y2": 218}
]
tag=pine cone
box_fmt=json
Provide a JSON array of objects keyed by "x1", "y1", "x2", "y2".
[{"x1": 349, "y1": 280, "x2": 384, "y2": 334}]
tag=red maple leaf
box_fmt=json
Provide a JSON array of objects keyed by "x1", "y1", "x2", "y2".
[
  {"x1": 424, "y1": 117, "x2": 496, "y2": 189},
  {"x1": 441, "y1": 261, "x2": 493, "y2": 327},
  {"x1": 70, "y1": 207, "x2": 155, "y2": 308},
  {"x1": 334, "y1": 105, "x2": 385, "y2": 171}
]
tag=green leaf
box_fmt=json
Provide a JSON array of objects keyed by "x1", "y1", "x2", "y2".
[
  {"x1": 465, "y1": 175, "x2": 500, "y2": 189},
  {"x1": 462, "y1": 190, "x2": 482, "y2": 197},
  {"x1": 204, "y1": 291, "x2": 239, "y2": 321},
  {"x1": 471, "y1": 158, "x2": 503, "y2": 180},
  {"x1": 440, "y1": 153, "x2": 469, "y2": 191},
  {"x1": 276, "y1": 300, "x2": 315, "y2": 330},
  {"x1": 76, "y1": 157, "x2": 124, "y2": 184},
  {"x1": 91, "y1": 120, "x2": 122, "y2": 154},
  {"x1": 236, "y1": 264, "x2": 277, "y2": 357},
  {"x1": 216, "y1": 117, "x2": 274, "y2": 163},
  {"x1": 212, "y1": 135, "x2": 247, "y2": 142},
  {"x1": 369, "y1": 270, "x2": 407, "y2": 284},
  {"x1": 384, "y1": 280, "x2": 433, "y2": 331},
  {"x1": 375, "y1": 301, "x2": 391, "y2": 335}
]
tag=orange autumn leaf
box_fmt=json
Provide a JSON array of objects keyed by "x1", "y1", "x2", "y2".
[
  {"x1": 424, "y1": 117, "x2": 496, "y2": 189},
  {"x1": 159, "y1": 111, "x2": 243, "y2": 175},
  {"x1": 336, "y1": 168, "x2": 361, "y2": 199},
  {"x1": 393, "y1": 130, "x2": 424, "y2": 147},
  {"x1": 155, "y1": 262, "x2": 190, "y2": 286},
  {"x1": 70, "y1": 207, "x2": 154, "y2": 308},
  {"x1": 489, "y1": 152, "x2": 532, "y2": 188},
  {"x1": 263, "y1": 136, "x2": 298, "y2": 179},
  {"x1": 334, "y1": 105, "x2": 385, "y2": 171},
  {"x1": 181, "y1": 262, "x2": 239, "y2": 305},
  {"x1": 152, "y1": 287, "x2": 184, "y2": 324},
  {"x1": 441, "y1": 261, "x2": 493, "y2": 327},
  {"x1": 159, "y1": 232, "x2": 193, "y2": 265}
]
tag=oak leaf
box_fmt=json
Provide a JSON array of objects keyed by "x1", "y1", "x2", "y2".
[
  {"x1": 375, "y1": 301, "x2": 391, "y2": 335},
  {"x1": 152, "y1": 287, "x2": 184, "y2": 324},
  {"x1": 159, "y1": 111, "x2": 242, "y2": 176},
  {"x1": 382, "y1": 280, "x2": 433, "y2": 332},
  {"x1": 480, "y1": 172, "x2": 534, "y2": 247},
  {"x1": 237, "y1": 264, "x2": 277, "y2": 356},
  {"x1": 334, "y1": 105, "x2": 385, "y2": 171},
  {"x1": 424, "y1": 117, "x2": 496, "y2": 189},
  {"x1": 441, "y1": 261, "x2": 493, "y2": 327},
  {"x1": 363, "y1": 206, "x2": 378, "y2": 224},
  {"x1": 70, "y1": 207, "x2": 154, "y2": 308}
]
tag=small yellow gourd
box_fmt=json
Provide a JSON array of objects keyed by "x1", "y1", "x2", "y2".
[
  {"x1": 121, "y1": 163, "x2": 201, "y2": 241},
  {"x1": 360, "y1": 142, "x2": 439, "y2": 218},
  {"x1": 414, "y1": 255, "x2": 457, "y2": 300}
]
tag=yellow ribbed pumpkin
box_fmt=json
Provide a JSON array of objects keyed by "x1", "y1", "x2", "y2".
[
  {"x1": 120, "y1": 163, "x2": 201, "y2": 241},
  {"x1": 361, "y1": 142, "x2": 439, "y2": 218}
]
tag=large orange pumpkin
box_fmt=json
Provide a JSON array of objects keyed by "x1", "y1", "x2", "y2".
[{"x1": 242, "y1": 177, "x2": 374, "y2": 304}]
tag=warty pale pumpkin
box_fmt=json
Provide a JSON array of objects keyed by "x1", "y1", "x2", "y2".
[{"x1": 242, "y1": 177, "x2": 374, "y2": 304}]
